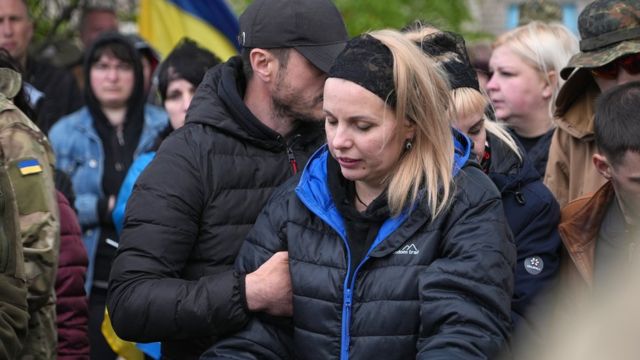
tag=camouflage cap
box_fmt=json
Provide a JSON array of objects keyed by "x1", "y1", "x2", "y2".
[{"x1": 561, "y1": 0, "x2": 640, "y2": 79}]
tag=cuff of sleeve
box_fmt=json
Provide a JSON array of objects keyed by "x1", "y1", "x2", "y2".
[{"x1": 237, "y1": 272, "x2": 250, "y2": 313}]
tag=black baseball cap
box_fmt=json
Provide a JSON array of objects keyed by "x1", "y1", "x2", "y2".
[{"x1": 238, "y1": 0, "x2": 348, "y2": 73}]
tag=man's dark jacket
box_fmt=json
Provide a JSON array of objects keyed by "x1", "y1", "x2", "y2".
[
  {"x1": 26, "y1": 57, "x2": 83, "y2": 135},
  {"x1": 106, "y1": 56, "x2": 325, "y2": 360}
]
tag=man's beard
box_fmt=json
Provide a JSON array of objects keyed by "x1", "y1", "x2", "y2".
[
  {"x1": 272, "y1": 95, "x2": 323, "y2": 123},
  {"x1": 271, "y1": 75, "x2": 324, "y2": 123}
]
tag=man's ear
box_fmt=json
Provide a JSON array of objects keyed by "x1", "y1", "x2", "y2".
[
  {"x1": 593, "y1": 153, "x2": 612, "y2": 180},
  {"x1": 249, "y1": 49, "x2": 276, "y2": 82}
]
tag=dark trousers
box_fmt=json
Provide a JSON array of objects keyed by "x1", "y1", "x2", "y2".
[{"x1": 89, "y1": 287, "x2": 117, "y2": 360}]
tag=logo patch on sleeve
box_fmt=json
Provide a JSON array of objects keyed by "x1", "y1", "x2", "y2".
[
  {"x1": 17, "y1": 158, "x2": 43, "y2": 175},
  {"x1": 524, "y1": 256, "x2": 544, "y2": 275}
]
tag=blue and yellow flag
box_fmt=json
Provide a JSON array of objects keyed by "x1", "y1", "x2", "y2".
[
  {"x1": 139, "y1": 0, "x2": 240, "y2": 60},
  {"x1": 17, "y1": 158, "x2": 42, "y2": 175}
]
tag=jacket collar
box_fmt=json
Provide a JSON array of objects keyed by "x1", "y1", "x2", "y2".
[
  {"x1": 295, "y1": 131, "x2": 472, "y2": 256},
  {"x1": 559, "y1": 181, "x2": 615, "y2": 286}
]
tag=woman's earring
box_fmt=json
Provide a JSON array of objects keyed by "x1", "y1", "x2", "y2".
[{"x1": 405, "y1": 139, "x2": 413, "y2": 151}]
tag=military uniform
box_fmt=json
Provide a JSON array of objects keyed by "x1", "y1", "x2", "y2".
[{"x1": 0, "y1": 67, "x2": 60, "y2": 359}]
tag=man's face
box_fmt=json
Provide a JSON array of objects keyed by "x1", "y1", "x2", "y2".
[
  {"x1": 271, "y1": 49, "x2": 327, "y2": 122},
  {"x1": 609, "y1": 151, "x2": 640, "y2": 226},
  {"x1": 0, "y1": 0, "x2": 33, "y2": 64},
  {"x1": 591, "y1": 53, "x2": 640, "y2": 93},
  {"x1": 80, "y1": 10, "x2": 118, "y2": 48}
]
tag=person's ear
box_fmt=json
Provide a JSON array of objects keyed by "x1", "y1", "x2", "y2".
[
  {"x1": 404, "y1": 118, "x2": 416, "y2": 142},
  {"x1": 593, "y1": 153, "x2": 612, "y2": 180},
  {"x1": 249, "y1": 49, "x2": 276, "y2": 83},
  {"x1": 541, "y1": 70, "x2": 557, "y2": 100}
]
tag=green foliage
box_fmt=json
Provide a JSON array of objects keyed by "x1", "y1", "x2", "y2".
[
  {"x1": 335, "y1": 0, "x2": 471, "y2": 35},
  {"x1": 228, "y1": 0, "x2": 491, "y2": 42},
  {"x1": 227, "y1": 0, "x2": 482, "y2": 38},
  {"x1": 25, "y1": 0, "x2": 78, "y2": 48}
]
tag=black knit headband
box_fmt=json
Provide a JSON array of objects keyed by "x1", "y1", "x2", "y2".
[
  {"x1": 328, "y1": 34, "x2": 396, "y2": 107},
  {"x1": 416, "y1": 31, "x2": 479, "y2": 91}
]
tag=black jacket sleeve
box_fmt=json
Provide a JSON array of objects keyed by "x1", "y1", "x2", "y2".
[
  {"x1": 106, "y1": 129, "x2": 249, "y2": 342},
  {"x1": 417, "y1": 169, "x2": 516, "y2": 359},
  {"x1": 202, "y1": 181, "x2": 296, "y2": 359}
]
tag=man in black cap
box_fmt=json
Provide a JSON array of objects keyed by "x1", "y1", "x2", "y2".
[{"x1": 106, "y1": 0, "x2": 348, "y2": 359}]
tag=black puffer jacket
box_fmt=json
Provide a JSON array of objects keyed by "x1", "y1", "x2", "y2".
[
  {"x1": 204, "y1": 143, "x2": 516, "y2": 360},
  {"x1": 106, "y1": 56, "x2": 325, "y2": 360}
]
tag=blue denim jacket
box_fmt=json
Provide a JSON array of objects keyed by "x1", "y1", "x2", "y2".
[{"x1": 49, "y1": 105, "x2": 167, "y2": 292}]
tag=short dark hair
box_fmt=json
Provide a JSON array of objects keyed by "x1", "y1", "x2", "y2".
[
  {"x1": 79, "y1": 6, "x2": 117, "y2": 32},
  {"x1": 157, "y1": 38, "x2": 221, "y2": 102},
  {"x1": 89, "y1": 38, "x2": 136, "y2": 67},
  {"x1": 241, "y1": 47, "x2": 291, "y2": 81},
  {"x1": 595, "y1": 81, "x2": 640, "y2": 166}
]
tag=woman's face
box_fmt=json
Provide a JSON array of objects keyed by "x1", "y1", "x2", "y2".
[
  {"x1": 486, "y1": 45, "x2": 551, "y2": 126},
  {"x1": 324, "y1": 78, "x2": 414, "y2": 190},
  {"x1": 90, "y1": 53, "x2": 135, "y2": 109},
  {"x1": 454, "y1": 110, "x2": 487, "y2": 161},
  {"x1": 164, "y1": 78, "x2": 195, "y2": 129}
]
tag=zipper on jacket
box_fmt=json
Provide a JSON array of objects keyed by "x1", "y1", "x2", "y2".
[
  {"x1": 287, "y1": 146, "x2": 298, "y2": 174},
  {"x1": 341, "y1": 253, "x2": 377, "y2": 360},
  {"x1": 284, "y1": 134, "x2": 301, "y2": 175},
  {"x1": 341, "y1": 287, "x2": 353, "y2": 360},
  {"x1": 116, "y1": 126, "x2": 125, "y2": 146}
]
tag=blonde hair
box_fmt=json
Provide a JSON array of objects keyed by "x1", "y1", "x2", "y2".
[
  {"x1": 450, "y1": 87, "x2": 522, "y2": 160},
  {"x1": 493, "y1": 21, "x2": 578, "y2": 117},
  {"x1": 402, "y1": 24, "x2": 522, "y2": 161},
  {"x1": 368, "y1": 29, "x2": 455, "y2": 218}
]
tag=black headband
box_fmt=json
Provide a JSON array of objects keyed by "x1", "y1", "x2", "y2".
[
  {"x1": 416, "y1": 31, "x2": 479, "y2": 91},
  {"x1": 329, "y1": 34, "x2": 396, "y2": 107}
]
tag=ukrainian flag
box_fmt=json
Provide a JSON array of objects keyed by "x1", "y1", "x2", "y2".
[
  {"x1": 17, "y1": 158, "x2": 42, "y2": 175},
  {"x1": 139, "y1": 0, "x2": 240, "y2": 60}
]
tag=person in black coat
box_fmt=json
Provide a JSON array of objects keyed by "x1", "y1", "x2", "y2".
[
  {"x1": 106, "y1": 1, "x2": 348, "y2": 359},
  {"x1": 203, "y1": 30, "x2": 516, "y2": 360},
  {"x1": 404, "y1": 26, "x2": 561, "y2": 337}
]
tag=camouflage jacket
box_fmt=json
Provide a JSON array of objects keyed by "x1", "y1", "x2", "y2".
[{"x1": 0, "y1": 68, "x2": 60, "y2": 359}]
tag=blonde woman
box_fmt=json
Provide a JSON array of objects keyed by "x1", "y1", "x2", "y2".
[
  {"x1": 202, "y1": 30, "x2": 515, "y2": 360},
  {"x1": 487, "y1": 21, "x2": 578, "y2": 177},
  {"x1": 405, "y1": 26, "x2": 561, "y2": 337}
]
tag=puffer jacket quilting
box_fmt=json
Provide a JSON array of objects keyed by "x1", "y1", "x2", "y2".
[{"x1": 206, "y1": 143, "x2": 516, "y2": 360}]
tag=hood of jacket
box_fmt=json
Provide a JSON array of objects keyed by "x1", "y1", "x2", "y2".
[
  {"x1": 186, "y1": 56, "x2": 324, "y2": 152},
  {"x1": 83, "y1": 32, "x2": 145, "y2": 125},
  {"x1": 487, "y1": 132, "x2": 540, "y2": 194}
]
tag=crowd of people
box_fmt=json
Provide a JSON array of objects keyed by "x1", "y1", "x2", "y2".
[{"x1": 0, "y1": 0, "x2": 639, "y2": 359}]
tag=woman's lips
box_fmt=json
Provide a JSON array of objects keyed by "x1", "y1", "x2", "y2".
[{"x1": 337, "y1": 157, "x2": 360, "y2": 169}]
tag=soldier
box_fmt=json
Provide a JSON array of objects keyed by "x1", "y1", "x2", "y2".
[
  {"x1": 0, "y1": 49, "x2": 60, "y2": 359},
  {"x1": 0, "y1": 65, "x2": 29, "y2": 360}
]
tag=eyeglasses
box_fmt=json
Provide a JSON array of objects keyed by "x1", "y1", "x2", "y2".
[{"x1": 590, "y1": 53, "x2": 640, "y2": 80}]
